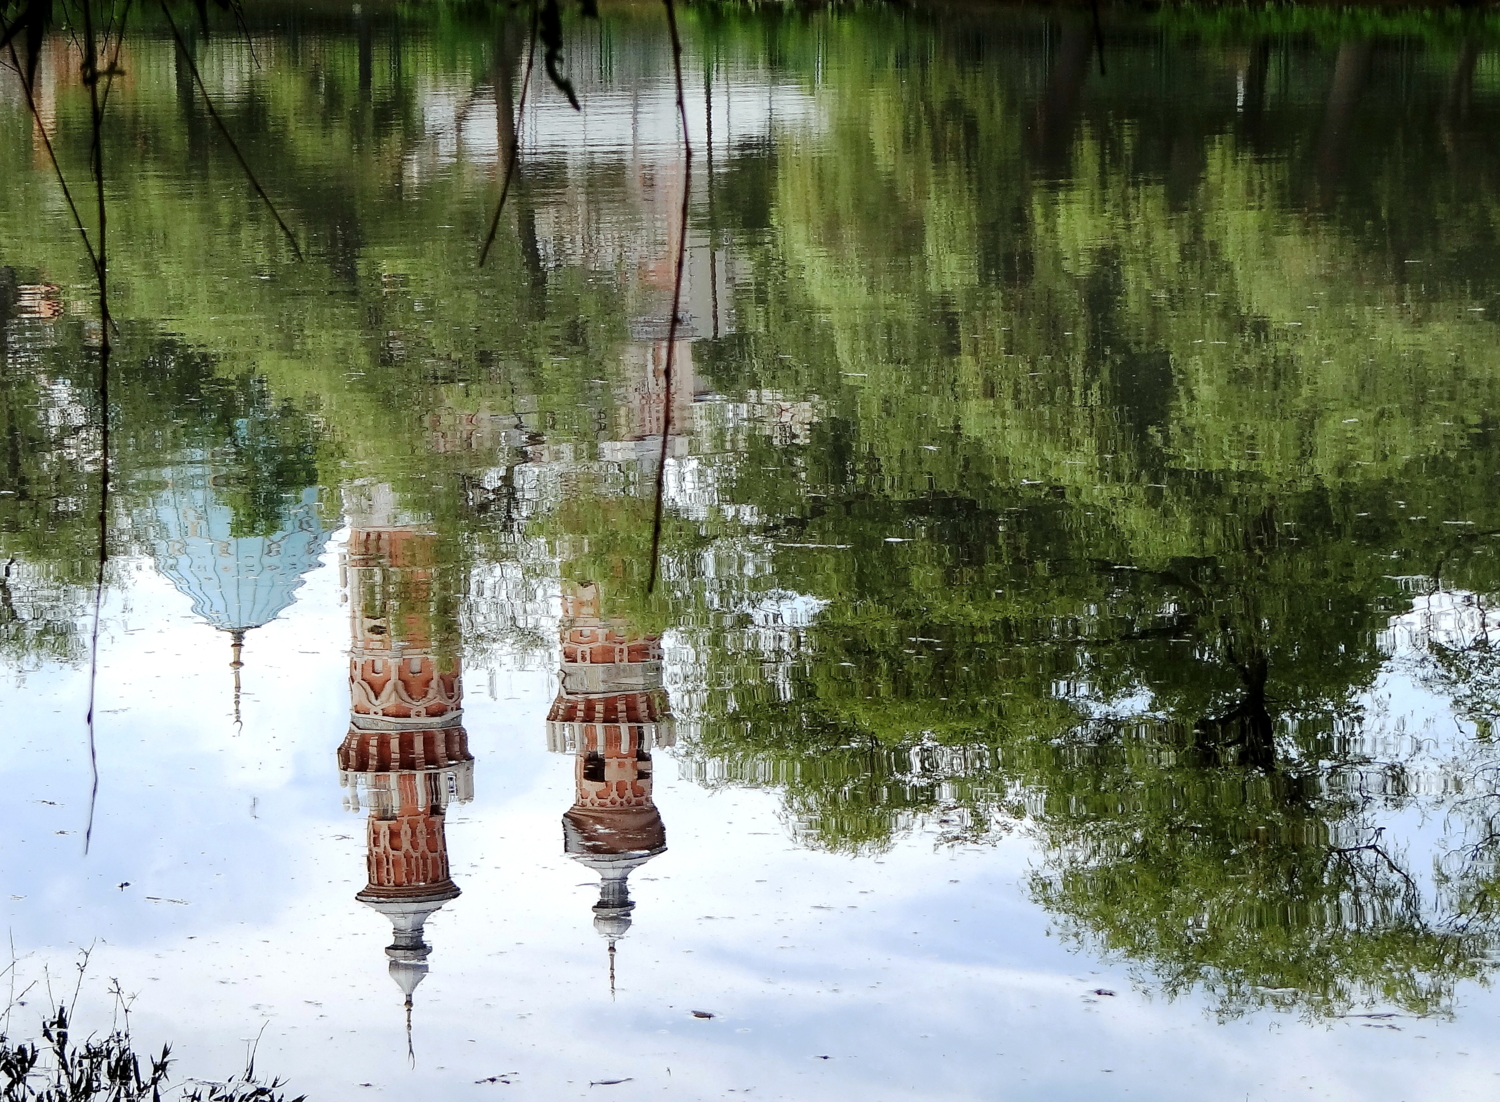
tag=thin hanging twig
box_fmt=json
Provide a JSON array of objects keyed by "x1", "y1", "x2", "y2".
[
  {"x1": 1090, "y1": 0, "x2": 1106, "y2": 78},
  {"x1": 646, "y1": 0, "x2": 692, "y2": 595},
  {"x1": 226, "y1": 0, "x2": 263, "y2": 71},
  {"x1": 478, "y1": 3, "x2": 538, "y2": 267},
  {"x1": 704, "y1": 52, "x2": 718, "y2": 340},
  {"x1": 101, "y1": 0, "x2": 122, "y2": 49},
  {"x1": 161, "y1": 1, "x2": 304, "y2": 260},
  {"x1": 83, "y1": 548, "x2": 102, "y2": 857},
  {"x1": 80, "y1": 0, "x2": 110, "y2": 856},
  {"x1": 4, "y1": 39, "x2": 104, "y2": 284},
  {"x1": 3, "y1": 1, "x2": 114, "y2": 846},
  {"x1": 98, "y1": 0, "x2": 132, "y2": 113}
]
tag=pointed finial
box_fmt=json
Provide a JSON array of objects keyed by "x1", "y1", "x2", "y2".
[
  {"x1": 229, "y1": 629, "x2": 246, "y2": 729},
  {"x1": 405, "y1": 993, "x2": 415, "y2": 1066},
  {"x1": 608, "y1": 939, "x2": 617, "y2": 1000}
]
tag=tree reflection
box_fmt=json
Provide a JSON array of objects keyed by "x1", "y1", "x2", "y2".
[
  {"x1": 6, "y1": 0, "x2": 1500, "y2": 1027},
  {"x1": 1026, "y1": 719, "x2": 1490, "y2": 1020}
]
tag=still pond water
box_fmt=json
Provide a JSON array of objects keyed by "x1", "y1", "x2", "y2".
[{"x1": 4, "y1": 3, "x2": 1500, "y2": 1098}]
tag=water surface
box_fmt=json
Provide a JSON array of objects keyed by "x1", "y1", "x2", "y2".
[{"x1": 4, "y1": 3, "x2": 1500, "y2": 1098}]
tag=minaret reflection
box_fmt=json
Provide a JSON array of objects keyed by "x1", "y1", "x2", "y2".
[
  {"x1": 547, "y1": 582, "x2": 672, "y2": 992},
  {"x1": 337, "y1": 490, "x2": 473, "y2": 1032}
]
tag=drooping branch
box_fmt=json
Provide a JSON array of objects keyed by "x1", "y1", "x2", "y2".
[
  {"x1": 538, "y1": 0, "x2": 578, "y2": 110},
  {"x1": 80, "y1": 0, "x2": 111, "y2": 856},
  {"x1": 98, "y1": 0, "x2": 129, "y2": 111},
  {"x1": 2, "y1": 37, "x2": 103, "y2": 283},
  {"x1": 479, "y1": 3, "x2": 538, "y2": 268},
  {"x1": 161, "y1": 1, "x2": 304, "y2": 260},
  {"x1": 646, "y1": 0, "x2": 693, "y2": 595}
]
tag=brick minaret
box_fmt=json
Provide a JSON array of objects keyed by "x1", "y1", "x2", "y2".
[
  {"x1": 547, "y1": 583, "x2": 671, "y2": 991},
  {"x1": 338, "y1": 491, "x2": 473, "y2": 1025}
]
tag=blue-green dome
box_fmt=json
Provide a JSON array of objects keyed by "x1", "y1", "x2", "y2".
[{"x1": 149, "y1": 459, "x2": 330, "y2": 634}]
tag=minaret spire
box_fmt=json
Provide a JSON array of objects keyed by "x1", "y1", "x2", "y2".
[
  {"x1": 229, "y1": 629, "x2": 245, "y2": 729},
  {"x1": 548, "y1": 582, "x2": 672, "y2": 997},
  {"x1": 405, "y1": 995, "x2": 415, "y2": 1066}
]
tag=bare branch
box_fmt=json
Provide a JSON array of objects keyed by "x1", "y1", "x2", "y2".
[
  {"x1": 479, "y1": 4, "x2": 539, "y2": 268},
  {"x1": 160, "y1": 2, "x2": 304, "y2": 261},
  {"x1": 647, "y1": 0, "x2": 693, "y2": 595}
]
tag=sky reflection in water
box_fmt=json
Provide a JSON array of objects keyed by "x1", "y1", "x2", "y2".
[{"x1": 4, "y1": 3, "x2": 1500, "y2": 1098}]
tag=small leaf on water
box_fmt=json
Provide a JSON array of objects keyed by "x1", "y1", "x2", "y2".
[
  {"x1": 590, "y1": 1078, "x2": 634, "y2": 1087},
  {"x1": 691, "y1": 1010, "x2": 715, "y2": 1019},
  {"x1": 1091, "y1": 989, "x2": 1116, "y2": 997}
]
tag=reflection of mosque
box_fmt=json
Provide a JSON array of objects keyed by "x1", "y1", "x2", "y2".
[
  {"x1": 330, "y1": 216, "x2": 692, "y2": 1010},
  {"x1": 147, "y1": 453, "x2": 329, "y2": 720},
  {"x1": 333, "y1": 542, "x2": 673, "y2": 1018},
  {"x1": 337, "y1": 488, "x2": 473, "y2": 1030},
  {"x1": 547, "y1": 582, "x2": 672, "y2": 991}
]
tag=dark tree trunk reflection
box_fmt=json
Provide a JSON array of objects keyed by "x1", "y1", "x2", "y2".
[{"x1": 1316, "y1": 39, "x2": 1372, "y2": 192}]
